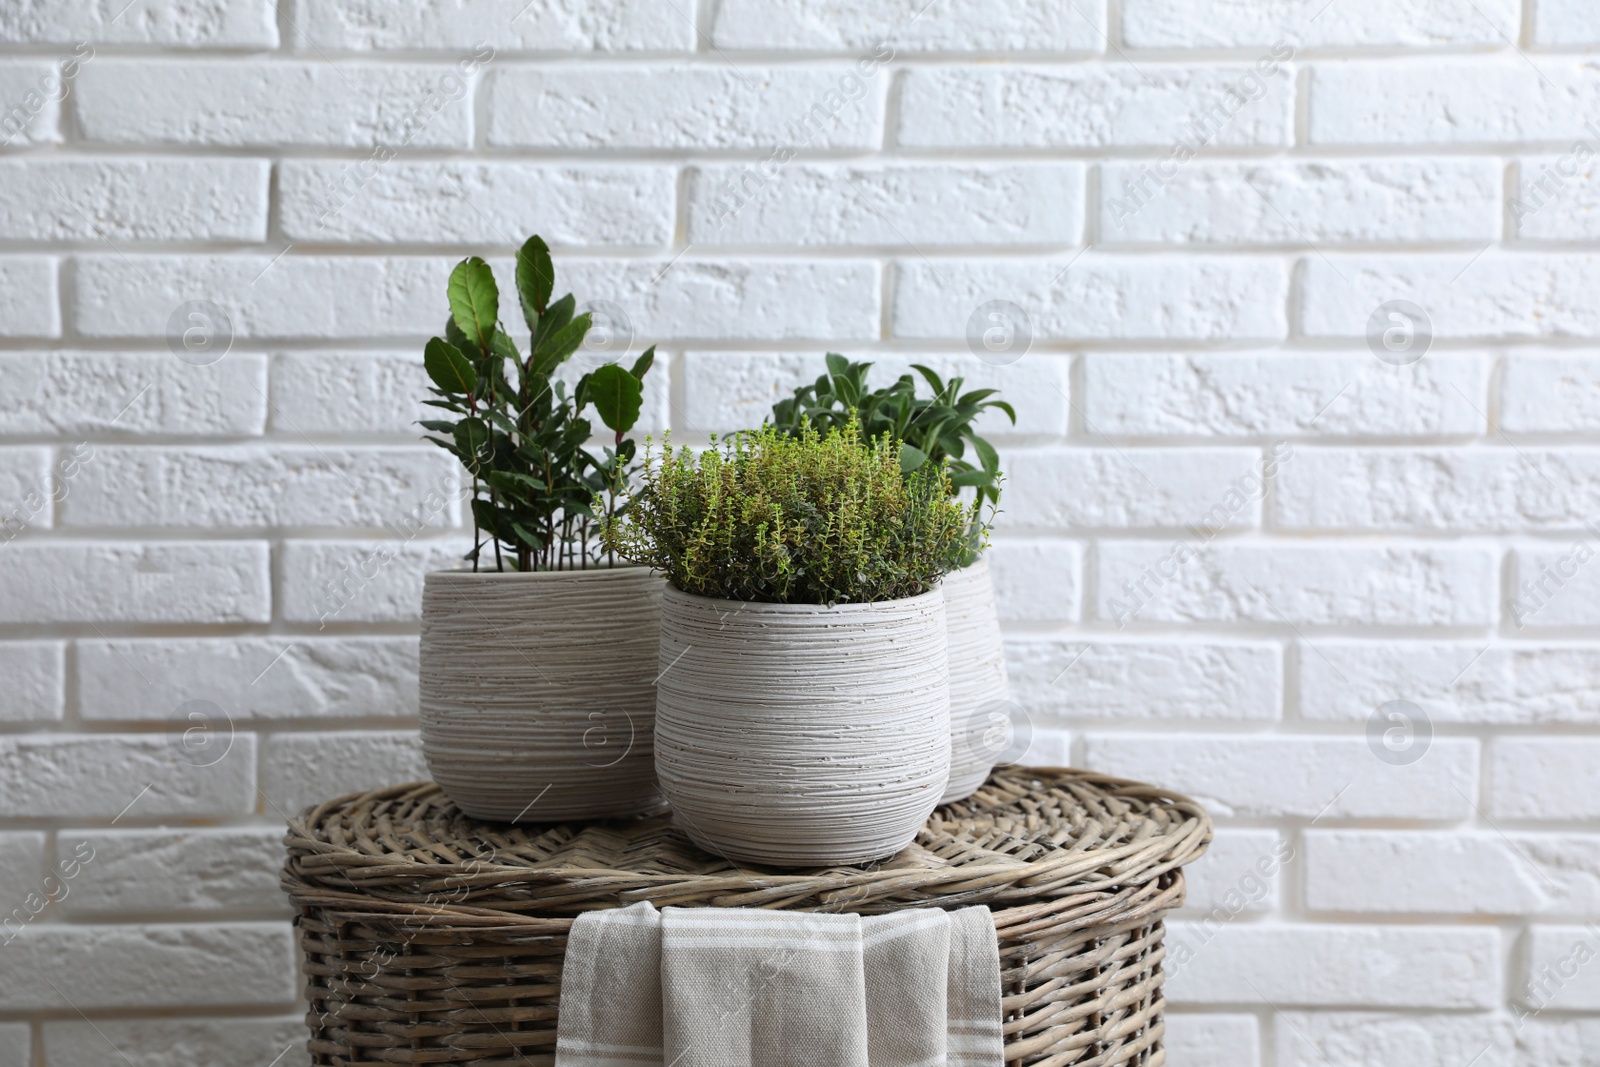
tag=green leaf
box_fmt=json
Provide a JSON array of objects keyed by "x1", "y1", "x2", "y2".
[
  {"x1": 589, "y1": 363, "x2": 644, "y2": 435},
  {"x1": 454, "y1": 417, "x2": 490, "y2": 465},
  {"x1": 515, "y1": 235, "x2": 554, "y2": 328},
  {"x1": 899, "y1": 443, "x2": 929, "y2": 473},
  {"x1": 423, "y1": 337, "x2": 476, "y2": 396},
  {"x1": 630, "y1": 345, "x2": 657, "y2": 381},
  {"x1": 533, "y1": 312, "x2": 592, "y2": 375},
  {"x1": 532, "y1": 293, "x2": 575, "y2": 352},
  {"x1": 972, "y1": 435, "x2": 1001, "y2": 475},
  {"x1": 949, "y1": 468, "x2": 995, "y2": 488},
  {"x1": 910, "y1": 363, "x2": 946, "y2": 396},
  {"x1": 824, "y1": 352, "x2": 851, "y2": 379},
  {"x1": 447, "y1": 256, "x2": 499, "y2": 353}
]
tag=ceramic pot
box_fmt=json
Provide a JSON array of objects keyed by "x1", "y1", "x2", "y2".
[
  {"x1": 940, "y1": 557, "x2": 1013, "y2": 802},
  {"x1": 419, "y1": 566, "x2": 664, "y2": 822},
  {"x1": 653, "y1": 586, "x2": 950, "y2": 868}
]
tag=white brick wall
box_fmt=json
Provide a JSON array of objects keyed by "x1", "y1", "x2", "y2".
[{"x1": 0, "y1": 2, "x2": 1596, "y2": 1063}]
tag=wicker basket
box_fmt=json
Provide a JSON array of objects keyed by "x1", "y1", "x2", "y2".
[{"x1": 280, "y1": 766, "x2": 1210, "y2": 1067}]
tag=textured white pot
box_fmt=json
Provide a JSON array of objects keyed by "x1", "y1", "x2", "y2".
[
  {"x1": 654, "y1": 586, "x2": 951, "y2": 868},
  {"x1": 419, "y1": 566, "x2": 665, "y2": 823},
  {"x1": 940, "y1": 557, "x2": 1013, "y2": 803}
]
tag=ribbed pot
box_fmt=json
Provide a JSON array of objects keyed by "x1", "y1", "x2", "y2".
[
  {"x1": 420, "y1": 566, "x2": 664, "y2": 823},
  {"x1": 654, "y1": 586, "x2": 950, "y2": 868},
  {"x1": 941, "y1": 557, "x2": 1013, "y2": 803}
]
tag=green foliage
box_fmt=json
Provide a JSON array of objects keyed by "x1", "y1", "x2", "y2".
[
  {"x1": 603, "y1": 422, "x2": 981, "y2": 605},
  {"x1": 420, "y1": 235, "x2": 654, "y2": 572}
]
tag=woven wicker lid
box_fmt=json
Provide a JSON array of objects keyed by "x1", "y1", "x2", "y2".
[{"x1": 282, "y1": 767, "x2": 1210, "y2": 916}]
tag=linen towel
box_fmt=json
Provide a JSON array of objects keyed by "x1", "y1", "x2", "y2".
[{"x1": 554, "y1": 902, "x2": 1003, "y2": 1067}]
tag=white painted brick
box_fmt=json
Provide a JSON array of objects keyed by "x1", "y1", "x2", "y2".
[
  {"x1": 1007, "y1": 638, "x2": 1281, "y2": 720},
  {"x1": 1083, "y1": 352, "x2": 1488, "y2": 438},
  {"x1": 1018, "y1": 727, "x2": 1071, "y2": 767},
  {"x1": 1002, "y1": 447, "x2": 1262, "y2": 530},
  {"x1": 269, "y1": 352, "x2": 426, "y2": 435},
  {"x1": 1125, "y1": 0, "x2": 1518, "y2": 47},
  {"x1": 0, "y1": 832, "x2": 47, "y2": 913},
  {"x1": 298, "y1": 0, "x2": 689, "y2": 50},
  {"x1": 0, "y1": 1, "x2": 277, "y2": 45},
  {"x1": 1101, "y1": 159, "x2": 1500, "y2": 244},
  {"x1": 77, "y1": 60, "x2": 474, "y2": 148},
  {"x1": 1515, "y1": 1017, "x2": 1600, "y2": 1064},
  {"x1": 1276, "y1": 1012, "x2": 1513, "y2": 1067},
  {"x1": 0, "y1": 642, "x2": 63, "y2": 722},
  {"x1": 0, "y1": 1024, "x2": 24, "y2": 1067},
  {"x1": 0, "y1": 445, "x2": 51, "y2": 527},
  {"x1": 0, "y1": 60, "x2": 64, "y2": 147},
  {"x1": 0, "y1": 256, "x2": 58, "y2": 337},
  {"x1": 1095, "y1": 542, "x2": 1497, "y2": 627},
  {"x1": 1310, "y1": 60, "x2": 1600, "y2": 145},
  {"x1": 1534, "y1": 0, "x2": 1600, "y2": 46},
  {"x1": 487, "y1": 64, "x2": 884, "y2": 149},
  {"x1": 0, "y1": 734, "x2": 256, "y2": 818},
  {"x1": 898, "y1": 64, "x2": 1294, "y2": 148},
  {"x1": 1084, "y1": 734, "x2": 1479, "y2": 819},
  {"x1": 1306, "y1": 830, "x2": 1600, "y2": 915},
  {"x1": 688, "y1": 162, "x2": 1085, "y2": 246},
  {"x1": 1490, "y1": 739, "x2": 1600, "y2": 820},
  {"x1": 0, "y1": 923, "x2": 295, "y2": 1009},
  {"x1": 261, "y1": 730, "x2": 427, "y2": 815},
  {"x1": 0, "y1": 542, "x2": 269, "y2": 624},
  {"x1": 1275, "y1": 448, "x2": 1600, "y2": 532},
  {"x1": 280, "y1": 162, "x2": 676, "y2": 246},
  {"x1": 1508, "y1": 545, "x2": 1600, "y2": 628},
  {"x1": 0, "y1": 159, "x2": 268, "y2": 241},
  {"x1": 1515, "y1": 156, "x2": 1600, "y2": 241},
  {"x1": 1179, "y1": 829, "x2": 1287, "y2": 915},
  {"x1": 61, "y1": 446, "x2": 460, "y2": 530},
  {"x1": 77, "y1": 637, "x2": 419, "y2": 721},
  {"x1": 1168, "y1": 923, "x2": 1501, "y2": 1009},
  {"x1": 0, "y1": 352, "x2": 266, "y2": 437},
  {"x1": 713, "y1": 0, "x2": 1104, "y2": 51},
  {"x1": 281, "y1": 538, "x2": 472, "y2": 625},
  {"x1": 1502, "y1": 354, "x2": 1600, "y2": 433},
  {"x1": 65, "y1": 828, "x2": 286, "y2": 914},
  {"x1": 45, "y1": 1018, "x2": 309, "y2": 1067},
  {"x1": 894, "y1": 257, "x2": 1288, "y2": 341},
  {"x1": 1302, "y1": 254, "x2": 1600, "y2": 340},
  {"x1": 1298, "y1": 641, "x2": 1600, "y2": 725},
  {"x1": 1522, "y1": 926, "x2": 1600, "y2": 1010},
  {"x1": 986, "y1": 540, "x2": 1082, "y2": 622},
  {"x1": 1164, "y1": 1015, "x2": 1260, "y2": 1067}
]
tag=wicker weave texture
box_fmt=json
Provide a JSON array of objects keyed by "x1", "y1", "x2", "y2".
[{"x1": 281, "y1": 767, "x2": 1211, "y2": 1067}]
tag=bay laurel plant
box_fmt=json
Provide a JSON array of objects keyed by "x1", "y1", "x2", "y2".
[
  {"x1": 420, "y1": 235, "x2": 654, "y2": 572},
  {"x1": 603, "y1": 422, "x2": 983, "y2": 605}
]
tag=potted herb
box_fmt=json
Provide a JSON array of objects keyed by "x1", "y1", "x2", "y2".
[
  {"x1": 604, "y1": 422, "x2": 981, "y2": 867},
  {"x1": 768, "y1": 356, "x2": 1015, "y2": 802},
  {"x1": 417, "y1": 235, "x2": 662, "y2": 823}
]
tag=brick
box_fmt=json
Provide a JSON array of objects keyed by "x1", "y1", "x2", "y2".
[
  {"x1": 1302, "y1": 254, "x2": 1600, "y2": 340},
  {"x1": 1095, "y1": 542, "x2": 1497, "y2": 627},
  {"x1": 280, "y1": 537, "x2": 474, "y2": 625},
  {"x1": 898, "y1": 65, "x2": 1294, "y2": 148},
  {"x1": 261, "y1": 731, "x2": 427, "y2": 816},
  {"x1": 77, "y1": 637, "x2": 419, "y2": 722},
  {"x1": 1516, "y1": 1018, "x2": 1600, "y2": 1063},
  {"x1": 1535, "y1": 0, "x2": 1600, "y2": 46},
  {"x1": 1305, "y1": 830, "x2": 1600, "y2": 915},
  {"x1": 280, "y1": 162, "x2": 676, "y2": 246},
  {"x1": 688, "y1": 162, "x2": 1084, "y2": 246},
  {"x1": 0, "y1": 256, "x2": 58, "y2": 337},
  {"x1": 1101, "y1": 159, "x2": 1500, "y2": 244},
  {"x1": 269, "y1": 352, "x2": 426, "y2": 435},
  {"x1": 1275, "y1": 447, "x2": 1600, "y2": 532},
  {"x1": 0, "y1": 923, "x2": 295, "y2": 1009},
  {"x1": 0, "y1": 542, "x2": 269, "y2": 624},
  {"x1": 0, "y1": 734, "x2": 256, "y2": 819},
  {"x1": 44, "y1": 1019, "x2": 309, "y2": 1067},
  {"x1": 65, "y1": 828, "x2": 286, "y2": 914},
  {"x1": 1522, "y1": 926, "x2": 1600, "y2": 1010},
  {"x1": 0, "y1": 642, "x2": 63, "y2": 722},
  {"x1": 1309, "y1": 60, "x2": 1600, "y2": 146},
  {"x1": 713, "y1": 0, "x2": 1104, "y2": 51},
  {"x1": 487, "y1": 64, "x2": 884, "y2": 149},
  {"x1": 1490, "y1": 739, "x2": 1600, "y2": 820},
  {"x1": 1164, "y1": 1015, "x2": 1260, "y2": 1067},
  {"x1": 1515, "y1": 156, "x2": 1600, "y2": 241},
  {"x1": 77, "y1": 60, "x2": 474, "y2": 148},
  {"x1": 1007, "y1": 638, "x2": 1281, "y2": 720},
  {"x1": 1083, "y1": 352, "x2": 1488, "y2": 437},
  {"x1": 986, "y1": 540, "x2": 1082, "y2": 622},
  {"x1": 0, "y1": 1025, "x2": 24, "y2": 1067},
  {"x1": 0, "y1": 60, "x2": 64, "y2": 147},
  {"x1": 1018, "y1": 727, "x2": 1071, "y2": 767},
  {"x1": 1179, "y1": 829, "x2": 1287, "y2": 915},
  {"x1": 0, "y1": 352, "x2": 267, "y2": 437},
  {"x1": 1165, "y1": 923, "x2": 1500, "y2": 1008},
  {"x1": 893, "y1": 257, "x2": 1288, "y2": 341},
  {"x1": 1083, "y1": 734, "x2": 1478, "y2": 819},
  {"x1": 0, "y1": 445, "x2": 50, "y2": 527},
  {"x1": 0, "y1": 159, "x2": 268, "y2": 241},
  {"x1": 1002, "y1": 447, "x2": 1262, "y2": 530},
  {"x1": 1298, "y1": 641, "x2": 1600, "y2": 725},
  {"x1": 1124, "y1": 0, "x2": 1518, "y2": 47},
  {"x1": 1275, "y1": 1012, "x2": 1513, "y2": 1067},
  {"x1": 1502, "y1": 353, "x2": 1600, "y2": 433},
  {"x1": 1508, "y1": 545, "x2": 1600, "y2": 628},
  {"x1": 61, "y1": 446, "x2": 460, "y2": 530},
  {"x1": 0, "y1": 832, "x2": 46, "y2": 913},
  {"x1": 0, "y1": 1, "x2": 278, "y2": 45},
  {"x1": 297, "y1": 0, "x2": 689, "y2": 50}
]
